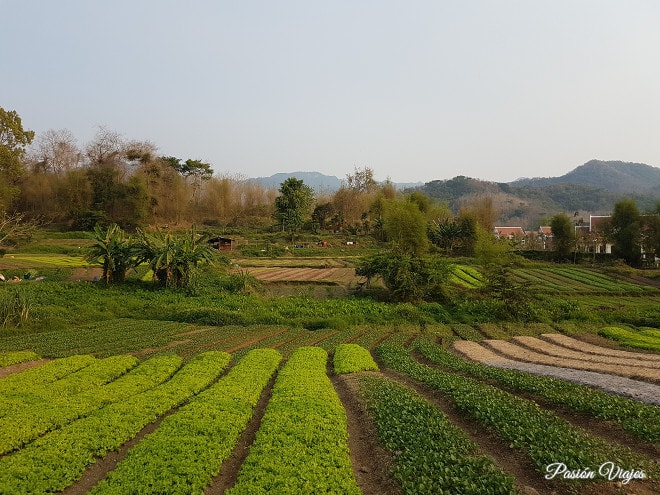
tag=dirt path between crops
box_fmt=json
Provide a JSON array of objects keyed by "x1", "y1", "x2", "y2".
[
  {"x1": 332, "y1": 372, "x2": 402, "y2": 495},
  {"x1": 205, "y1": 371, "x2": 277, "y2": 494},
  {"x1": 0, "y1": 359, "x2": 48, "y2": 379}
]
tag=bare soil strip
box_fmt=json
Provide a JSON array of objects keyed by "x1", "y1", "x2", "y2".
[
  {"x1": 332, "y1": 372, "x2": 402, "y2": 495},
  {"x1": 452, "y1": 340, "x2": 660, "y2": 405},
  {"x1": 205, "y1": 372, "x2": 278, "y2": 494},
  {"x1": 482, "y1": 339, "x2": 660, "y2": 383},
  {"x1": 511, "y1": 336, "x2": 659, "y2": 368},
  {"x1": 0, "y1": 359, "x2": 48, "y2": 379},
  {"x1": 540, "y1": 334, "x2": 660, "y2": 362}
]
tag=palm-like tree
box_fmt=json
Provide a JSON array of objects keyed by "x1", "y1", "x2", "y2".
[
  {"x1": 136, "y1": 227, "x2": 217, "y2": 288},
  {"x1": 84, "y1": 224, "x2": 135, "y2": 284}
]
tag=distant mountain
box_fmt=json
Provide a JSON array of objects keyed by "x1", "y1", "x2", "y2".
[
  {"x1": 410, "y1": 161, "x2": 660, "y2": 229},
  {"x1": 251, "y1": 171, "x2": 422, "y2": 192},
  {"x1": 252, "y1": 172, "x2": 343, "y2": 192},
  {"x1": 511, "y1": 160, "x2": 660, "y2": 193}
]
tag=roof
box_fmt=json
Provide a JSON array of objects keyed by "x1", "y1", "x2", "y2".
[
  {"x1": 538, "y1": 226, "x2": 552, "y2": 235},
  {"x1": 494, "y1": 227, "x2": 526, "y2": 237}
]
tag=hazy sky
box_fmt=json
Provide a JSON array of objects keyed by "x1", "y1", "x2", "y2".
[{"x1": 4, "y1": 1, "x2": 660, "y2": 183}]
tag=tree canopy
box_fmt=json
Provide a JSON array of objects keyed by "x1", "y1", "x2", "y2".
[
  {"x1": 274, "y1": 177, "x2": 315, "y2": 238},
  {"x1": 0, "y1": 108, "x2": 35, "y2": 213}
]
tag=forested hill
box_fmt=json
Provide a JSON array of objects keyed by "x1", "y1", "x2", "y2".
[
  {"x1": 511, "y1": 160, "x2": 660, "y2": 193},
  {"x1": 410, "y1": 161, "x2": 660, "y2": 228}
]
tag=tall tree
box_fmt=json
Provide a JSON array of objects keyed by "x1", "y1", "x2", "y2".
[
  {"x1": 274, "y1": 177, "x2": 315, "y2": 239},
  {"x1": 609, "y1": 198, "x2": 642, "y2": 266},
  {"x1": 0, "y1": 108, "x2": 34, "y2": 214},
  {"x1": 382, "y1": 200, "x2": 429, "y2": 256},
  {"x1": 550, "y1": 212, "x2": 575, "y2": 257}
]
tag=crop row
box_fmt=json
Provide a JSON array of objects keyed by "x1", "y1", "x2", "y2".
[
  {"x1": 448, "y1": 265, "x2": 484, "y2": 289},
  {"x1": 0, "y1": 354, "x2": 136, "y2": 419},
  {"x1": 0, "y1": 354, "x2": 96, "y2": 393},
  {"x1": 333, "y1": 343, "x2": 379, "y2": 374},
  {"x1": 416, "y1": 340, "x2": 660, "y2": 441},
  {"x1": 227, "y1": 347, "x2": 361, "y2": 494},
  {"x1": 450, "y1": 324, "x2": 484, "y2": 341},
  {"x1": 0, "y1": 351, "x2": 231, "y2": 494},
  {"x1": 0, "y1": 355, "x2": 181, "y2": 455},
  {"x1": 599, "y1": 326, "x2": 660, "y2": 352},
  {"x1": 376, "y1": 345, "x2": 657, "y2": 484},
  {"x1": 358, "y1": 374, "x2": 515, "y2": 494},
  {"x1": 548, "y1": 267, "x2": 652, "y2": 293},
  {"x1": 0, "y1": 350, "x2": 40, "y2": 367},
  {"x1": 90, "y1": 349, "x2": 281, "y2": 494}
]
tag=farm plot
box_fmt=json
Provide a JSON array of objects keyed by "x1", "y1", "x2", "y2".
[
  {"x1": 0, "y1": 342, "x2": 658, "y2": 494},
  {"x1": 240, "y1": 266, "x2": 359, "y2": 285},
  {"x1": 376, "y1": 344, "x2": 658, "y2": 492},
  {"x1": 0, "y1": 254, "x2": 90, "y2": 270},
  {"x1": 510, "y1": 267, "x2": 658, "y2": 293},
  {"x1": 476, "y1": 338, "x2": 660, "y2": 383}
]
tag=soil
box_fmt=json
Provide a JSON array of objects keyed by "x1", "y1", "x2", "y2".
[{"x1": 0, "y1": 359, "x2": 48, "y2": 379}]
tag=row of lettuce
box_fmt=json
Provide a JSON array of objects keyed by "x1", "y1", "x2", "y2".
[{"x1": 0, "y1": 341, "x2": 658, "y2": 493}]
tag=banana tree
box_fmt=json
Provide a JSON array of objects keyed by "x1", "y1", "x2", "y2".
[
  {"x1": 84, "y1": 224, "x2": 136, "y2": 284},
  {"x1": 136, "y1": 227, "x2": 218, "y2": 288}
]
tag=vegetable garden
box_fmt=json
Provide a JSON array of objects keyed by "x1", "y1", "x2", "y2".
[{"x1": 0, "y1": 333, "x2": 657, "y2": 494}]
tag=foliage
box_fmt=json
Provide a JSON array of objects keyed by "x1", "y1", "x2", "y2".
[
  {"x1": 358, "y1": 374, "x2": 516, "y2": 494},
  {"x1": 480, "y1": 262, "x2": 536, "y2": 321},
  {"x1": 382, "y1": 199, "x2": 429, "y2": 255},
  {"x1": 274, "y1": 177, "x2": 315, "y2": 239},
  {"x1": 609, "y1": 198, "x2": 642, "y2": 266},
  {"x1": 0, "y1": 212, "x2": 39, "y2": 249},
  {"x1": 333, "y1": 343, "x2": 379, "y2": 374},
  {"x1": 550, "y1": 212, "x2": 575, "y2": 257},
  {"x1": 0, "y1": 350, "x2": 39, "y2": 367},
  {"x1": 0, "y1": 287, "x2": 32, "y2": 327},
  {"x1": 84, "y1": 224, "x2": 136, "y2": 284},
  {"x1": 0, "y1": 355, "x2": 96, "y2": 394},
  {"x1": 0, "y1": 354, "x2": 144, "y2": 454},
  {"x1": 355, "y1": 252, "x2": 450, "y2": 302},
  {"x1": 0, "y1": 108, "x2": 34, "y2": 214},
  {"x1": 376, "y1": 344, "x2": 657, "y2": 483},
  {"x1": 416, "y1": 339, "x2": 660, "y2": 441},
  {"x1": 227, "y1": 347, "x2": 361, "y2": 495},
  {"x1": 135, "y1": 227, "x2": 221, "y2": 288},
  {"x1": 598, "y1": 326, "x2": 660, "y2": 352}
]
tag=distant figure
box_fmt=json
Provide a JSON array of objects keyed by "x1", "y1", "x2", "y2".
[{"x1": 34, "y1": 276, "x2": 46, "y2": 282}]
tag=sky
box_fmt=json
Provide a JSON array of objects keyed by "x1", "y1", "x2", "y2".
[{"x1": 3, "y1": 0, "x2": 660, "y2": 184}]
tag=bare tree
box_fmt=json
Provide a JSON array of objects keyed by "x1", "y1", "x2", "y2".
[
  {"x1": 85, "y1": 126, "x2": 124, "y2": 166},
  {"x1": 0, "y1": 212, "x2": 39, "y2": 248},
  {"x1": 29, "y1": 129, "x2": 81, "y2": 174}
]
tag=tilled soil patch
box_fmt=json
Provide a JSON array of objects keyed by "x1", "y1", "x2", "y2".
[{"x1": 452, "y1": 340, "x2": 660, "y2": 405}]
